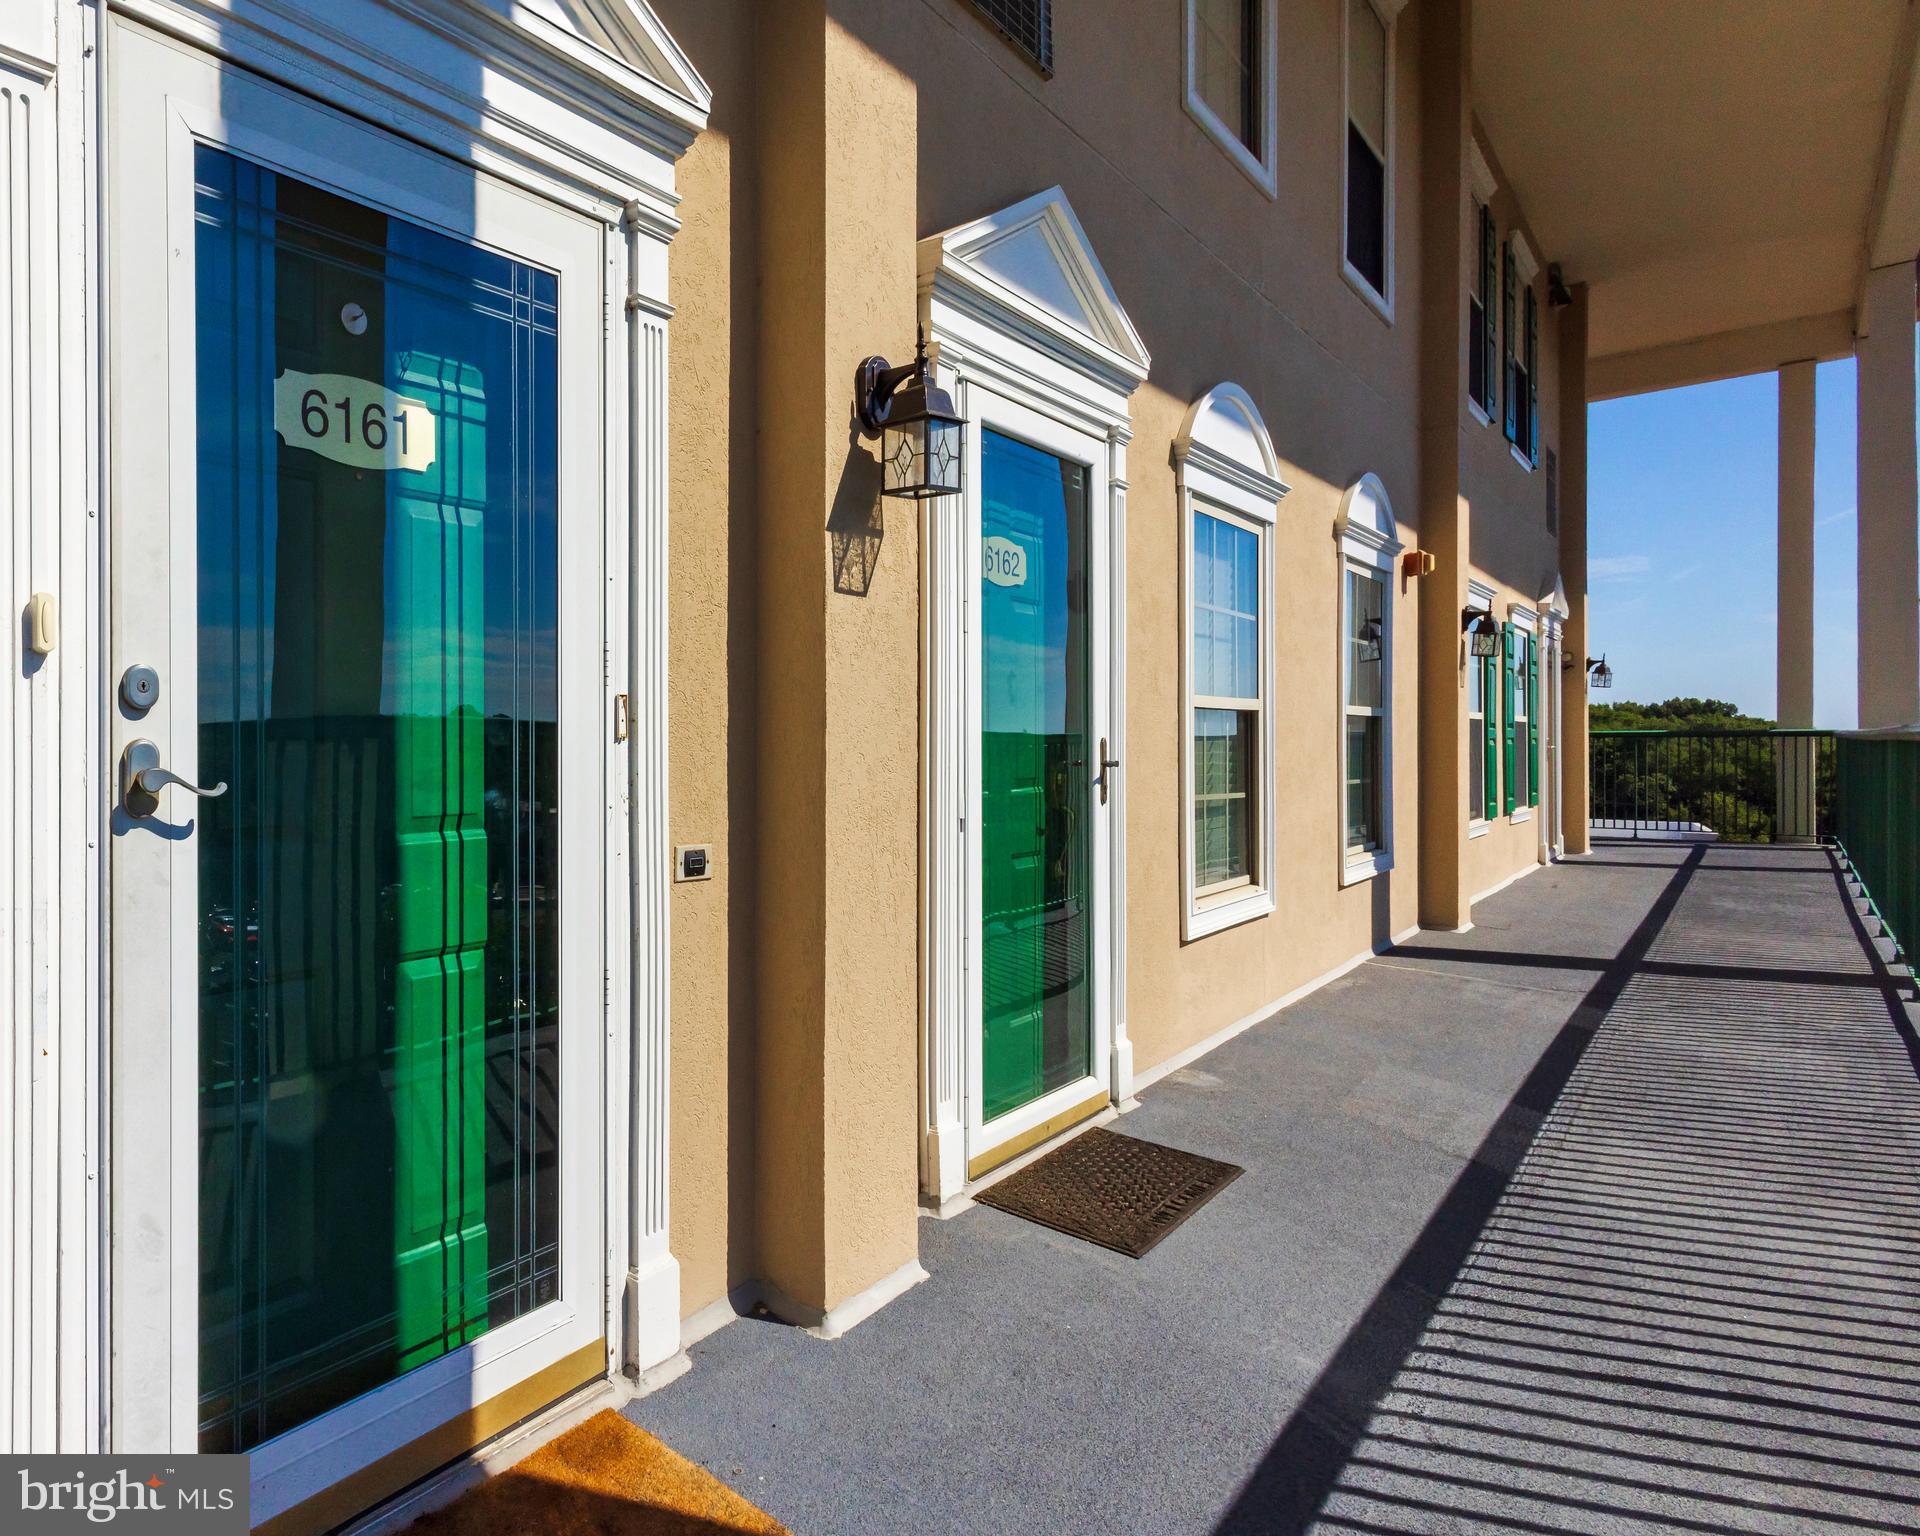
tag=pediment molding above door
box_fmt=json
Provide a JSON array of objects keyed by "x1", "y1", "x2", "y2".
[
  {"x1": 919, "y1": 187, "x2": 1151, "y2": 414},
  {"x1": 116, "y1": 0, "x2": 711, "y2": 220}
]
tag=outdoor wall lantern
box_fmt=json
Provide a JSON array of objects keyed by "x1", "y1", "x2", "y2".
[
  {"x1": 1587, "y1": 655, "x2": 1614, "y2": 689},
  {"x1": 855, "y1": 328, "x2": 964, "y2": 501},
  {"x1": 1462, "y1": 608, "x2": 1499, "y2": 658}
]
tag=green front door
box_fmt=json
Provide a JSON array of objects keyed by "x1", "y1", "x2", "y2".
[
  {"x1": 980, "y1": 430, "x2": 1093, "y2": 1123},
  {"x1": 193, "y1": 145, "x2": 562, "y2": 1451}
]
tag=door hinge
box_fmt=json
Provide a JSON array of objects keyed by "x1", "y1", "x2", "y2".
[{"x1": 612, "y1": 693, "x2": 630, "y2": 741}]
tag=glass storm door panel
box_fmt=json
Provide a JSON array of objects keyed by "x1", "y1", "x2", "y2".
[
  {"x1": 192, "y1": 144, "x2": 561, "y2": 1452},
  {"x1": 979, "y1": 429, "x2": 1093, "y2": 1123}
]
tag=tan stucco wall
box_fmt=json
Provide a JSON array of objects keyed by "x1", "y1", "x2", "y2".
[
  {"x1": 648, "y1": 0, "x2": 1578, "y2": 1327},
  {"x1": 891, "y1": 0, "x2": 1428, "y2": 1074}
]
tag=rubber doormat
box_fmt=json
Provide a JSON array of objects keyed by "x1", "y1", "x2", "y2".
[{"x1": 973, "y1": 1126, "x2": 1244, "y2": 1257}]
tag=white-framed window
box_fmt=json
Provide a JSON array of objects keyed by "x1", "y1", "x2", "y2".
[
  {"x1": 1186, "y1": 0, "x2": 1279, "y2": 196},
  {"x1": 1504, "y1": 605, "x2": 1538, "y2": 819},
  {"x1": 1342, "y1": 0, "x2": 1397, "y2": 317},
  {"x1": 1511, "y1": 631, "x2": 1531, "y2": 809},
  {"x1": 1467, "y1": 140, "x2": 1498, "y2": 424},
  {"x1": 1176, "y1": 384, "x2": 1288, "y2": 938},
  {"x1": 1336, "y1": 474, "x2": 1401, "y2": 883},
  {"x1": 1505, "y1": 231, "x2": 1540, "y2": 468}
]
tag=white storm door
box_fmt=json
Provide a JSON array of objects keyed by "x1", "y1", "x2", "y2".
[
  {"x1": 106, "y1": 22, "x2": 607, "y2": 1522},
  {"x1": 966, "y1": 388, "x2": 1114, "y2": 1176}
]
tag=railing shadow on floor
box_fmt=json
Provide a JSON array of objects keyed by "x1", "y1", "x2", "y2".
[{"x1": 1212, "y1": 844, "x2": 1920, "y2": 1536}]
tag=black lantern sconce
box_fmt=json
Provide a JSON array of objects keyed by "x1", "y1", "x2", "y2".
[
  {"x1": 1461, "y1": 608, "x2": 1499, "y2": 659},
  {"x1": 855, "y1": 328, "x2": 965, "y2": 501},
  {"x1": 1357, "y1": 617, "x2": 1384, "y2": 664},
  {"x1": 1586, "y1": 655, "x2": 1613, "y2": 689}
]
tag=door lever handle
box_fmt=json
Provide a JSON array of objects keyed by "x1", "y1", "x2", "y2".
[
  {"x1": 121, "y1": 738, "x2": 227, "y2": 819},
  {"x1": 1094, "y1": 736, "x2": 1120, "y2": 805}
]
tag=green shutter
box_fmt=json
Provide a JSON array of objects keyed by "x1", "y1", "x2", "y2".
[
  {"x1": 1525, "y1": 285, "x2": 1540, "y2": 464},
  {"x1": 1480, "y1": 206, "x2": 1499, "y2": 419},
  {"x1": 1526, "y1": 632, "x2": 1540, "y2": 806},
  {"x1": 1502, "y1": 624, "x2": 1517, "y2": 815},
  {"x1": 1481, "y1": 649, "x2": 1499, "y2": 821},
  {"x1": 1502, "y1": 242, "x2": 1518, "y2": 444}
]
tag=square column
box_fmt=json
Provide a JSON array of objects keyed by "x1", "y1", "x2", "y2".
[
  {"x1": 1558, "y1": 284, "x2": 1591, "y2": 854},
  {"x1": 1856, "y1": 261, "x2": 1920, "y2": 729},
  {"x1": 1775, "y1": 361, "x2": 1818, "y2": 841},
  {"x1": 1414, "y1": 0, "x2": 1473, "y2": 928},
  {"x1": 1776, "y1": 361, "x2": 1816, "y2": 727}
]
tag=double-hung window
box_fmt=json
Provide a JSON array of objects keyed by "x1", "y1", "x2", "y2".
[
  {"x1": 1468, "y1": 201, "x2": 1497, "y2": 420},
  {"x1": 1192, "y1": 508, "x2": 1262, "y2": 895},
  {"x1": 1337, "y1": 475, "x2": 1400, "y2": 882},
  {"x1": 1345, "y1": 568, "x2": 1386, "y2": 853},
  {"x1": 1505, "y1": 235, "x2": 1540, "y2": 465},
  {"x1": 1178, "y1": 385, "x2": 1286, "y2": 938},
  {"x1": 1343, "y1": 0, "x2": 1393, "y2": 313},
  {"x1": 1187, "y1": 0, "x2": 1277, "y2": 193}
]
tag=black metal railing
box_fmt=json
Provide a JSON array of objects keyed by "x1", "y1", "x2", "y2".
[{"x1": 1588, "y1": 729, "x2": 1836, "y2": 842}]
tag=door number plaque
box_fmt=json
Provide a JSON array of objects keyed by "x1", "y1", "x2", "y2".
[{"x1": 273, "y1": 370, "x2": 438, "y2": 473}]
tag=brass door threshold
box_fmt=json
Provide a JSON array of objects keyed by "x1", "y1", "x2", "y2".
[{"x1": 967, "y1": 1088, "x2": 1109, "y2": 1180}]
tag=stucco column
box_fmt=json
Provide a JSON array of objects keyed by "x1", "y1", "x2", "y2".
[
  {"x1": 1558, "y1": 284, "x2": 1591, "y2": 854},
  {"x1": 1776, "y1": 362, "x2": 1816, "y2": 727},
  {"x1": 1856, "y1": 261, "x2": 1920, "y2": 729},
  {"x1": 1774, "y1": 361, "x2": 1818, "y2": 841},
  {"x1": 750, "y1": 0, "x2": 925, "y2": 1334},
  {"x1": 1414, "y1": 0, "x2": 1473, "y2": 929}
]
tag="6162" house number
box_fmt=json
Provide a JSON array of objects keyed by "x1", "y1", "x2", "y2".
[{"x1": 273, "y1": 369, "x2": 438, "y2": 473}]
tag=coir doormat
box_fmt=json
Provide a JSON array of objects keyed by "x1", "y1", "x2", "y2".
[
  {"x1": 973, "y1": 1125, "x2": 1244, "y2": 1257},
  {"x1": 406, "y1": 1409, "x2": 789, "y2": 1536}
]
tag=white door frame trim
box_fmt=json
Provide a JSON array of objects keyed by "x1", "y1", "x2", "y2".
[
  {"x1": 76, "y1": 0, "x2": 699, "y2": 1494},
  {"x1": 916, "y1": 189, "x2": 1147, "y2": 1204}
]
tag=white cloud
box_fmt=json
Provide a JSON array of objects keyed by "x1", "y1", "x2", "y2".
[
  {"x1": 1590, "y1": 554, "x2": 1651, "y2": 580},
  {"x1": 1816, "y1": 505, "x2": 1856, "y2": 529}
]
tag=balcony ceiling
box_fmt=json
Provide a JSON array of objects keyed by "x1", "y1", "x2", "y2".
[{"x1": 1474, "y1": 0, "x2": 1920, "y2": 396}]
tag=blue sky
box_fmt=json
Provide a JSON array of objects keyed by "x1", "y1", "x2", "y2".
[{"x1": 1588, "y1": 354, "x2": 1869, "y2": 728}]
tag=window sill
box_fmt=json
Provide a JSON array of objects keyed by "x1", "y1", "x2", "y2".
[
  {"x1": 1468, "y1": 398, "x2": 1491, "y2": 429},
  {"x1": 1509, "y1": 443, "x2": 1536, "y2": 473},
  {"x1": 1341, "y1": 847, "x2": 1394, "y2": 886},
  {"x1": 1511, "y1": 807, "x2": 1533, "y2": 824},
  {"x1": 1468, "y1": 819, "x2": 1491, "y2": 840},
  {"x1": 1186, "y1": 884, "x2": 1275, "y2": 941},
  {"x1": 1341, "y1": 259, "x2": 1394, "y2": 325}
]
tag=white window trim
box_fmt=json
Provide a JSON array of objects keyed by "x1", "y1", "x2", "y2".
[
  {"x1": 1509, "y1": 229, "x2": 1541, "y2": 470},
  {"x1": 1340, "y1": 0, "x2": 1403, "y2": 322},
  {"x1": 1466, "y1": 578, "x2": 1494, "y2": 831},
  {"x1": 1176, "y1": 384, "x2": 1288, "y2": 940},
  {"x1": 1509, "y1": 603, "x2": 1537, "y2": 823},
  {"x1": 1467, "y1": 139, "x2": 1497, "y2": 427},
  {"x1": 1337, "y1": 473, "x2": 1402, "y2": 884},
  {"x1": 1184, "y1": 0, "x2": 1280, "y2": 198}
]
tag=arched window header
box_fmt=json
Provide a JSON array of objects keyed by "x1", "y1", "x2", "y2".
[
  {"x1": 1174, "y1": 383, "x2": 1290, "y2": 522},
  {"x1": 1336, "y1": 471, "x2": 1402, "y2": 566}
]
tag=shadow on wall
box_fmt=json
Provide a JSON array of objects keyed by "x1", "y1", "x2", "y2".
[{"x1": 829, "y1": 433, "x2": 886, "y2": 598}]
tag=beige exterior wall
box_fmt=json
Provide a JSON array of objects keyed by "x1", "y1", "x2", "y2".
[{"x1": 649, "y1": 0, "x2": 1574, "y2": 1326}]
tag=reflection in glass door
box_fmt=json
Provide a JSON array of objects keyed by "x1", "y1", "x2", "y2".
[
  {"x1": 193, "y1": 145, "x2": 562, "y2": 1452},
  {"x1": 979, "y1": 429, "x2": 1092, "y2": 1123}
]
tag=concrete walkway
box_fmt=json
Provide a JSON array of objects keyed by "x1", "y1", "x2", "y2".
[{"x1": 628, "y1": 844, "x2": 1920, "y2": 1534}]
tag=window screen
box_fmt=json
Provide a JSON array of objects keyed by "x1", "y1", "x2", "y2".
[{"x1": 971, "y1": 0, "x2": 1053, "y2": 74}]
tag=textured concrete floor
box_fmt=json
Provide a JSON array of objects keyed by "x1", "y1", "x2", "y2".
[{"x1": 628, "y1": 843, "x2": 1920, "y2": 1535}]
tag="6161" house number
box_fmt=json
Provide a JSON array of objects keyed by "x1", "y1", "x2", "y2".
[{"x1": 273, "y1": 369, "x2": 438, "y2": 473}]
